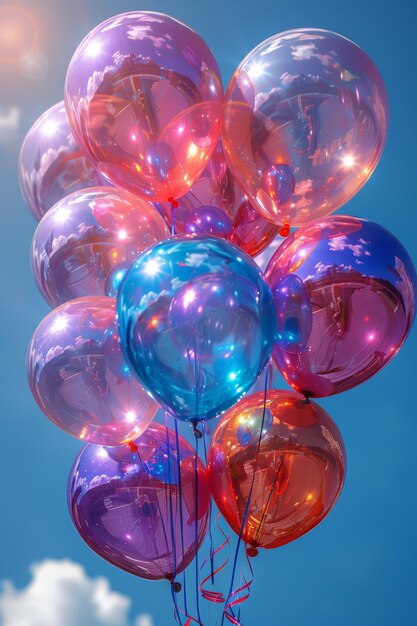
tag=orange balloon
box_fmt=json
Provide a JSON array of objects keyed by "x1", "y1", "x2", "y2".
[{"x1": 208, "y1": 390, "x2": 346, "y2": 550}]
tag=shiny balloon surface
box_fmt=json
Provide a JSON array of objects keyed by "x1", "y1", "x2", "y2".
[
  {"x1": 223, "y1": 29, "x2": 389, "y2": 227},
  {"x1": 31, "y1": 187, "x2": 169, "y2": 307},
  {"x1": 68, "y1": 423, "x2": 209, "y2": 580},
  {"x1": 208, "y1": 390, "x2": 346, "y2": 549},
  {"x1": 19, "y1": 101, "x2": 104, "y2": 221},
  {"x1": 157, "y1": 143, "x2": 279, "y2": 256},
  {"x1": 27, "y1": 297, "x2": 157, "y2": 445},
  {"x1": 265, "y1": 216, "x2": 416, "y2": 396},
  {"x1": 117, "y1": 236, "x2": 277, "y2": 421},
  {"x1": 65, "y1": 11, "x2": 223, "y2": 201}
]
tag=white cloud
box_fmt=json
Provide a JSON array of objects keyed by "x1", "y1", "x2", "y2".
[{"x1": 0, "y1": 560, "x2": 153, "y2": 626}]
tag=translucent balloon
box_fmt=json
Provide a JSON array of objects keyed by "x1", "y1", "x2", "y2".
[
  {"x1": 208, "y1": 390, "x2": 346, "y2": 549},
  {"x1": 31, "y1": 187, "x2": 170, "y2": 307},
  {"x1": 68, "y1": 423, "x2": 209, "y2": 582},
  {"x1": 223, "y1": 29, "x2": 389, "y2": 227},
  {"x1": 157, "y1": 142, "x2": 279, "y2": 256},
  {"x1": 65, "y1": 11, "x2": 223, "y2": 202},
  {"x1": 117, "y1": 236, "x2": 277, "y2": 422},
  {"x1": 27, "y1": 296, "x2": 158, "y2": 445},
  {"x1": 265, "y1": 216, "x2": 417, "y2": 397},
  {"x1": 19, "y1": 101, "x2": 104, "y2": 221}
]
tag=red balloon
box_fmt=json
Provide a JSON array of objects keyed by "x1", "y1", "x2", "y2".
[{"x1": 208, "y1": 390, "x2": 346, "y2": 550}]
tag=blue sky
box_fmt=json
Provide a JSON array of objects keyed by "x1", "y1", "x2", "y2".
[{"x1": 1, "y1": 1, "x2": 416, "y2": 625}]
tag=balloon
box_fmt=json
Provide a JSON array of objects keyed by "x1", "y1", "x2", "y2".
[
  {"x1": 65, "y1": 11, "x2": 223, "y2": 202},
  {"x1": 26, "y1": 296, "x2": 158, "y2": 445},
  {"x1": 185, "y1": 205, "x2": 233, "y2": 239},
  {"x1": 31, "y1": 187, "x2": 170, "y2": 307},
  {"x1": 68, "y1": 423, "x2": 209, "y2": 581},
  {"x1": 265, "y1": 216, "x2": 417, "y2": 397},
  {"x1": 223, "y1": 29, "x2": 389, "y2": 228},
  {"x1": 19, "y1": 101, "x2": 104, "y2": 221},
  {"x1": 157, "y1": 142, "x2": 280, "y2": 256},
  {"x1": 208, "y1": 390, "x2": 346, "y2": 549},
  {"x1": 117, "y1": 236, "x2": 277, "y2": 422}
]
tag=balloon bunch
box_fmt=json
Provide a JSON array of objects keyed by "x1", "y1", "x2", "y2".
[{"x1": 21, "y1": 12, "x2": 416, "y2": 625}]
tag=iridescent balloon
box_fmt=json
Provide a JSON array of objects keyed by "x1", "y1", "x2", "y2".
[
  {"x1": 208, "y1": 390, "x2": 346, "y2": 549},
  {"x1": 265, "y1": 216, "x2": 417, "y2": 397},
  {"x1": 223, "y1": 29, "x2": 389, "y2": 227},
  {"x1": 157, "y1": 142, "x2": 279, "y2": 256},
  {"x1": 31, "y1": 187, "x2": 170, "y2": 307},
  {"x1": 185, "y1": 205, "x2": 233, "y2": 238},
  {"x1": 19, "y1": 101, "x2": 104, "y2": 221},
  {"x1": 68, "y1": 423, "x2": 209, "y2": 581},
  {"x1": 117, "y1": 236, "x2": 277, "y2": 422},
  {"x1": 65, "y1": 11, "x2": 223, "y2": 202},
  {"x1": 27, "y1": 296, "x2": 158, "y2": 445},
  {"x1": 272, "y1": 274, "x2": 312, "y2": 352}
]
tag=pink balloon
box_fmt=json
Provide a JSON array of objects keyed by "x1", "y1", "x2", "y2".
[
  {"x1": 265, "y1": 216, "x2": 416, "y2": 397},
  {"x1": 65, "y1": 12, "x2": 223, "y2": 202},
  {"x1": 19, "y1": 101, "x2": 105, "y2": 221},
  {"x1": 223, "y1": 29, "x2": 389, "y2": 228},
  {"x1": 31, "y1": 187, "x2": 170, "y2": 307},
  {"x1": 27, "y1": 296, "x2": 158, "y2": 445}
]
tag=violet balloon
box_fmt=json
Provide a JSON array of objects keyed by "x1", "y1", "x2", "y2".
[
  {"x1": 68, "y1": 423, "x2": 209, "y2": 582},
  {"x1": 223, "y1": 29, "x2": 389, "y2": 228},
  {"x1": 265, "y1": 216, "x2": 417, "y2": 397},
  {"x1": 31, "y1": 187, "x2": 170, "y2": 307},
  {"x1": 19, "y1": 101, "x2": 104, "y2": 221},
  {"x1": 26, "y1": 297, "x2": 158, "y2": 445},
  {"x1": 158, "y1": 142, "x2": 279, "y2": 256},
  {"x1": 65, "y1": 11, "x2": 223, "y2": 202}
]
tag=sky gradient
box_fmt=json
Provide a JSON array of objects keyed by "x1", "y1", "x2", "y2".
[{"x1": 1, "y1": 1, "x2": 416, "y2": 625}]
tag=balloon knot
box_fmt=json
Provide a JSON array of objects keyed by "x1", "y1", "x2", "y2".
[
  {"x1": 168, "y1": 196, "x2": 179, "y2": 209},
  {"x1": 191, "y1": 420, "x2": 203, "y2": 439},
  {"x1": 171, "y1": 581, "x2": 182, "y2": 593},
  {"x1": 128, "y1": 441, "x2": 138, "y2": 453},
  {"x1": 279, "y1": 223, "x2": 291, "y2": 237},
  {"x1": 246, "y1": 546, "x2": 259, "y2": 558}
]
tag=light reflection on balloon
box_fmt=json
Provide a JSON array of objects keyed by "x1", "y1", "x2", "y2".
[
  {"x1": 26, "y1": 296, "x2": 158, "y2": 445},
  {"x1": 68, "y1": 423, "x2": 209, "y2": 581},
  {"x1": 19, "y1": 101, "x2": 105, "y2": 221},
  {"x1": 265, "y1": 216, "x2": 417, "y2": 396},
  {"x1": 117, "y1": 236, "x2": 277, "y2": 422},
  {"x1": 208, "y1": 390, "x2": 346, "y2": 549},
  {"x1": 31, "y1": 187, "x2": 170, "y2": 307},
  {"x1": 65, "y1": 11, "x2": 223, "y2": 202},
  {"x1": 223, "y1": 29, "x2": 389, "y2": 228}
]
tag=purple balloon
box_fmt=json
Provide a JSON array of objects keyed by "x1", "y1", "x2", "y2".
[
  {"x1": 31, "y1": 187, "x2": 169, "y2": 307},
  {"x1": 26, "y1": 296, "x2": 158, "y2": 445},
  {"x1": 265, "y1": 216, "x2": 417, "y2": 397},
  {"x1": 272, "y1": 274, "x2": 313, "y2": 352},
  {"x1": 185, "y1": 205, "x2": 233, "y2": 238},
  {"x1": 19, "y1": 101, "x2": 105, "y2": 221},
  {"x1": 68, "y1": 423, "x2": 210, "y2": 582}
]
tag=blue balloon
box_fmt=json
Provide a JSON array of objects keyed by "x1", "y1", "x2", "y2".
[{"x1": 117, "y1": 236, "x2": 277, "y2": 422}]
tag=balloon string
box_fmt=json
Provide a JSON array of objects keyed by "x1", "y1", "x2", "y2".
[
  {"x1": 194, "y1": 435, "x2": 203, "y2": 625},
  {"x1": 221, "y1": 366, "x2": 269, "y2": 626},
  {"x1": 165, "y1": 415, "x2": 183, "y2": 626},
  {"x1": 174, "y1": 418, "x2": 189, "y2": 617},
  {"x1": 202, "y1": 422, "x2": 215, "y2": 586},
  {"x1": 168, "y1": 197, "x2": 178, "y2": 236},
  {"x1": 200, "y1": 514, "x2": 231, "y2": 603}
]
